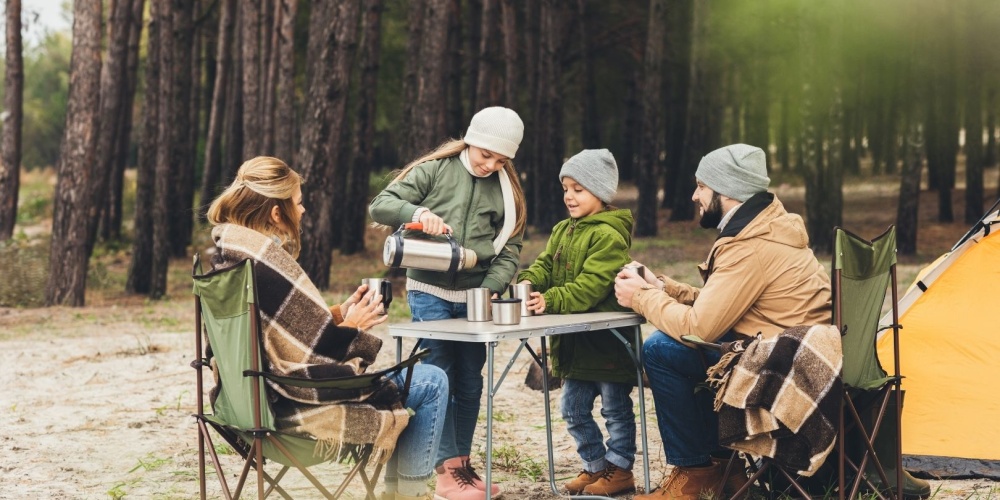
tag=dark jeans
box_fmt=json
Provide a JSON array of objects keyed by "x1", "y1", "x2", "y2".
[{"x1": 642, "y1": 330, "x2": 735, "y2": 467}]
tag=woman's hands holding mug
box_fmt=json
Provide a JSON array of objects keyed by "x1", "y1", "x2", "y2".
[{"x1": 343, "y1": 285, "x2": 388, "y2": 331}]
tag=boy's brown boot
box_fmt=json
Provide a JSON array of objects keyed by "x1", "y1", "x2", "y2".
[
  {"x1": 582, "y1": 464, "x2": 636, "y2": 496},
  {"x1": 564, "y1": 468, "x2": 603, "y2": 494},
  {"x1": 712, "y1": 456, "x2": 750, "y2": 499},
  {"x1": 634, "y1": 463, "x2": 722, "y2": 500}
]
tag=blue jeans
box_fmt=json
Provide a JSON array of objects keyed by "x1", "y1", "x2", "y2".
[
  {"x1": 385, "y1": 364, "x2": 449, "y2": 481},
  {"x1": 407, "y1": 290, "x2": 486, "y2": 466},
  {"x1": 561, "y1": 378, "x2": 637, "y2": 472},
  {"x1": 642, "y1": 330, "x2": 735, "y2": 467}
]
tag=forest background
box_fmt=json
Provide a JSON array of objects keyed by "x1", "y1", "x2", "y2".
[{"x1": 1, "y1": 0, "x2": 1000, "y2": 498}]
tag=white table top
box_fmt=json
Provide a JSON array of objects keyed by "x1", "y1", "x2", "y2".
[{"x1": 388, "y1": 311, "x2": 644, "y2": 343}]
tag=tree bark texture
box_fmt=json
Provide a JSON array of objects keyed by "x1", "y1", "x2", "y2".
[
  {"x1": 169, "y1": 0, "x2": 196, "y2": 257},
  {"x1": 411, "y1": 0, "x2": 450, "y2": 152},
  {"x1": 474, "y1": 0, "x2": 500, "y2": 111},
  {"x1": 89, "y1": 0, "x2": 133, "y2": 253},
  {"x1": 341, "y1": 0, "x2": 384, "y2": 255},
  {"x1": 499, "y1": 0, "x2": 517, "y2": 108},
  {"x1": 100, "y1": 0, "x2": 145, "y2": 242},
  {"x1": 151, "y1": 0, "x2": 176, "y2": 299},
  {"x1": 0, "y1": 0, "x2": 23, "y2": 241},
  {"x1": 240, "y1": 0, "x2": 261, "y2": 158},
  {"x1": 296, "y1": 0, "x2": 360, "y2": 288},
  {"x1": 634, "y1": 0, "x2": 666, "y2": 237},
  {"x1": 577, "y1": 0, "x2": 600, "y2": 150},
  {"x1": 127, "y1": 3, "x2": 160, "y2": 295},
  {"x1": 400, "y1": 0, "x2": 425, "y2": 161},
  {"x1": 659, "y1": 0, "x2": 692, "y2": 208},
  {"x1": 897, "y1": 121, "x2": 923, "y2": 256},
  {"x1": 273, "y1": 0, "x2": 298, "y2": 162},
  {"x1": 198, "y1": 0, "x2": 236, "y2": 221},
  {"x1": 530, "y1": 0, "x2": 568, "y2": 231},
  {"x1": 261, "y1": 0, "x2": 281, "y2": 154},
  {"x1": 444, "y1": 0, "x2": 462, "y2": 134},
  {"x1": 963, "y1": 2, "x2": 984, "y2": 224},
  {"x1": 45, "y1": 0, "x2": 103, "y2": 306},
  {"x1": 221, "y1": 10, "x2": 243, "y2": 184}
]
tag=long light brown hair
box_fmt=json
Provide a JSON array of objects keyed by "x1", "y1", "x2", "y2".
[
  {"x1": 207, "y1": 156, "x2": 304, "y2": 258},
  {"x1": 389, "y1": 139, "x2": 527, "y2": 236}
]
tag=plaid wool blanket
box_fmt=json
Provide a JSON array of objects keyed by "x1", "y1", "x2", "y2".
[
  {"x1": 706, "y1": 324, "x2": 842, "y2": 476},
  {"x1": 211, "y1": 223, "x2": 409, "y2": 464}
]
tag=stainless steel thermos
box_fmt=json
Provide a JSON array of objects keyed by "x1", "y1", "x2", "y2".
[{"x1": 383, "y1": 223, "x2": 478, "y2": 273}]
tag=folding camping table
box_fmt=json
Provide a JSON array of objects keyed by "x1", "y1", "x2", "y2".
[{"x1": 390, "y1": 311, "x2": 649, "y2": 499}]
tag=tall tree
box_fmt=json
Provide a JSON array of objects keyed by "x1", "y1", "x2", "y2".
[
  {"x1": 151, "y1": 0, "x2": 177, "y2": 298},
  {"x1": 0, "y1": 0, "x2": 23, "y2": 241},
  {"x1": 198, "y1": 0, "x2": 237, "y2": 220},
  {"x1": 340, "y1": 0, "x2": 384, "y2": 255},
  {"x1": 659, "y1": 0, "x2": 692, "y2": 208},
  {"x1": 963, "y1": 0, "x2": 985, "y2": 224},
  {"x1": 634, "y1": 0, "x2": 666, "y2": 237},
  {"x1": 474, "y1": 0, "x2": 500, "y2": 110},
  {"x1": 531, "y1": 0, "x2": 568, "y2": 231},
  {"x1": 499, "y1": 0, "x2": 518, "y2": 108},
  {"x1": 45, "y1": 0, "x2": 103, "y2": 306},
  {"x1": 444, "y1": 0, "x2": 462, "y2": 134},
  {"x1": 296, "y1": 0, "x2": 360, "y2": 288},
  {"x1": 410, "y1": 0, "x2": 450, "y2": 151},
  {"x1": 273, "y1": 0, "x2": 298, "y2": 162},
  {"x1": 400, "y1": 0, "x2": 425, "y2": 161},
  {"x1": 240, "y1": 1, "x2": 262, "y2": 159},
  {"x1": 100, "y1": 0, "x2": 145, "y2": 242},
  {"x1": 127, "y1": 0, "x2": 161, "y2": 295},
  {"x1": 89, "y1": 0, "x2": 134, "y2": 253},
  {"x1": 169, "y1": 0, "x2": 196, "y2": 257},
  {"x1": 576, "y1": 0, "x2": 600, "y2": 149}
]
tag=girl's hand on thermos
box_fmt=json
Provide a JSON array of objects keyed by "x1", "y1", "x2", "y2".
[{"x1": 418, "y1": 210, "x2": 453, "y2": 236}]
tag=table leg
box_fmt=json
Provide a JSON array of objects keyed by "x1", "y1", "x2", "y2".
[
  {"x1": 486, "y1": 341, "x2": 495, "y2": 500},
  {"x1": 610, "y1": 326, "x2": 651, "y2": 494},
  {"x1": 540, "y1": 337, "x2": 558, "y2": 496}
]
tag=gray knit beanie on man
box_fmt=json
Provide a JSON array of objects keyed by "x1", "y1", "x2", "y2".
[
  {"x1": 464, "y1": 106, "x2": 524, "y2": 158},
  {"x1": 559, "y1": 149, "x2": 619, "y2": 204},
  {"x1": 695, "y1": 144, "x2": 771, "y2": 202}
]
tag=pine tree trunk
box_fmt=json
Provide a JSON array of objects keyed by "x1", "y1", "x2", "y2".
[
  {"x1": 670, "y1": 0, "x2": 710, "y2": 222},
  {"x1": 89, "y1": 0, "x2": 133, "y2": 254},
  {"x1": 260, "y1": 0, "x2": 280, "y2": 155},
  {"x1": 400, "y1": 0, "x2": 425, "y2": 161},
  {"x1": 0, "y1": 0, "x2": 23, "y2": 241},
  {"x1": 127, "y1": 2, "x2": 160, "y2": 295},
  {"x1": 169, "y1": 0, "x2": 196, "y2": 257},
  {"x1": 531, "y1": 0, "x2": 567, "y2": 232},
  {"x1": 100, "y1": 0, "x2": 145, "y2": 242},
  {"x1": 634, "y1": 0, "x2": 667, "y2": 237},
  {"x1": 198, "y1": 0, "x2": 236, "y2": 221},
  {"x1": 341, "y1": 0, "x2": 383, "y2": 255},
  {"x1": 445, "y1": 0, "x2": 462, "y2": 134},
  {"x1": 240, "y1": 0, "x2": 261, "y2": 158},
  {"x1": 273, "y1": 0, "x2": 298, "y2": 162},
  {"x1": 577, "y1": 0, "x2": 600, "y2": 149},
  {"x1": 499, "y1": 0, "x2": 517, "y2": 108},
  {"x1": 411, "y1": 0, "x2": 450, "y2": 150},
  {"x1": 660, "y1": 0, "x2": 692, "y2": 207},
  {"x1": 963, "y1": 4, "x2": 984, "y2": 224},
  {"x1": 151, "y1": 0, "x2": 177, "y2": 299},
  {"x1": 474, "y1": 0, "x2": 500, "y2": 111},
  {"x1": 897, "y1": 120, "x2": 922, "y2": 256},
  {"x1": 221, "y1": 7, "x2": 244, "y2": 183},
  {"x1": 45, "y1": 0, "x2": 103, "y2": 306},
  {"x1": 297, "y1": 0, "x2": 360, "y2": 288}
]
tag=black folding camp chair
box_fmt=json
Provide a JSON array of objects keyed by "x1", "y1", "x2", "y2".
[{"x1": 191, "y1": 255, "x2": 426, "y2": 499}]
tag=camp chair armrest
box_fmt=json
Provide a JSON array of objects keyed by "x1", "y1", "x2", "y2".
[
  {"x1": 243, "y1": 349, "x2": 431, "y2": 391},
  {"x1": 681, "y1": 334, "x2": 725, "y2": 351}
]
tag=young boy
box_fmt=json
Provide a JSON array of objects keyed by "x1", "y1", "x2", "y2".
[{"x1": 517, "y1": 149, "x2": 638, "y2": 496}]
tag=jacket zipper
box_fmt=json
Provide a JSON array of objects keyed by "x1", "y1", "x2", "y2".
[{"x1": 454, "y1": 177, "x2": 478, "y2": 288}]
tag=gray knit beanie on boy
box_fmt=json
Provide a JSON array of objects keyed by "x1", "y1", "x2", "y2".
[
  {"x1": 694, "y1": 144, "x2": 770, "y2": 202},
  {"x1": 464, "y1": 107, "x2": 524, "y2": 158},
  {"x1": 559, "y1": 149, "x2": 619, "y2": 204}
]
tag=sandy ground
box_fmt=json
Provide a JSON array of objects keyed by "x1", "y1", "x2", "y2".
[{"x1": 2, "y1": 307, "x2": 998, "y2": 500}]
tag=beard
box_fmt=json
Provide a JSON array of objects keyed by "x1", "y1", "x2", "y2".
[{"x1": 698, "y1": 193, "x2": 724, "y2": 229}]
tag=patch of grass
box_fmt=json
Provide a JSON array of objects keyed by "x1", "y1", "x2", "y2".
[
  {"x1": 477, "y1": 443, "x2": 545, "y2": 481},
  {"x1": 0, "y1": 236, "x2": 49, "y2": 307},
  {"x1": 129, "y1": 453, "x2": 172, "y2": 473}
]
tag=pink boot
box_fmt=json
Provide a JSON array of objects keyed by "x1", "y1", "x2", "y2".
[
  {"x1": 459, "y1": 456, "x2": 502, "y2": 498},
  {"x1": 434, "y1": 457, "x2": 486, "y2": 500}
]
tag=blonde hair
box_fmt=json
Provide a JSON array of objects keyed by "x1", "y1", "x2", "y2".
[
  {"x1": 389, "y1": 139, "x2": 527, "y2": 236},
  {"x1": 207, "y1": 156, "x2": 304, "y2": 258}
]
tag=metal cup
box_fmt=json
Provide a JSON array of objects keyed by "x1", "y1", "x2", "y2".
[
  {"x1": 509, "y1": 283, "x2": 534, "y2": 317},
  {"x1": 361, "y1": 278, "x2": 392, "y2": 315},
  {"x1": 491, "y1": 298, "x2": 522, "y2": 325},
  {"x1": 466, "y1": 287, "x2": 493, "y2": 322}
]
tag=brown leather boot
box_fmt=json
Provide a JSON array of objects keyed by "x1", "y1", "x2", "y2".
[
  {"x1": 634, "y1": 463, "x2": 722, "y2": 500},
  {"x1": 582, "y1": 463, "x2": 636, "y2": 496},
  {"x1": 564, "y1": 468, "x2": 603, "y2": 495},
  {"x1": 712, "y1": 456, "x2": 750, "y2": 499}
]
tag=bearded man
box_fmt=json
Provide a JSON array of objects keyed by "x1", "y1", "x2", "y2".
[{"x1": 614, "y1": 143, "x2": 832, "y2": 500}]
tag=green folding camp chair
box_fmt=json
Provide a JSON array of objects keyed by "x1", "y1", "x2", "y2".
[
  {"x1": 191, "y1": 255, "x2": 426, "y2": 499},
  {"x1": 684, "y1": 225, "x2": 919, "y2": 499}
]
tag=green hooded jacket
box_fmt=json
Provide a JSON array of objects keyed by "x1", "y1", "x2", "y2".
[
  {"x1": 369, "y1": 156, "x2": 522, "y2": 295},
  {"x1": 518, "y1": 208, "x2": 636, "y2": 384}
]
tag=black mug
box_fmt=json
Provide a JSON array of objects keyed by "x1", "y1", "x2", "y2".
[{"x1": 361, "y1": 278, "x2": 392, "y2": 315}]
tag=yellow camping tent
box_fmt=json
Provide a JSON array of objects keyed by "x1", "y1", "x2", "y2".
[{"x1": 878, "y1": 206, "x2": 1000, "y2": 479}]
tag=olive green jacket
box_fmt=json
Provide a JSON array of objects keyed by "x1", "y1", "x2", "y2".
[
  {"x1": 369, "y1": 156, "x2": 522, "y2": 295},
  {"x1": 518, "y1": 208, "x2": 636, "y2": 384}
]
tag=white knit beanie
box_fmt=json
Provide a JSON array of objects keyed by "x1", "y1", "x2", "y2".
[
  {"x1": 464, "y1": 107, "x2": 524, "y2": 158},
  {"x1": 695, "y1": 144, "x2": 771, "y2": 202},
  {"x1": 559, "y1": 149, "x2": 619, "y2": 204}
]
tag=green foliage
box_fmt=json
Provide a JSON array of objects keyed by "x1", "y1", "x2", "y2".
[
  {"x1": 19, "y1": 31, "x2": 72, "y2": 170},
  {"x1": 477, "y1": 443, "x2": 545, "y2": 482}
]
